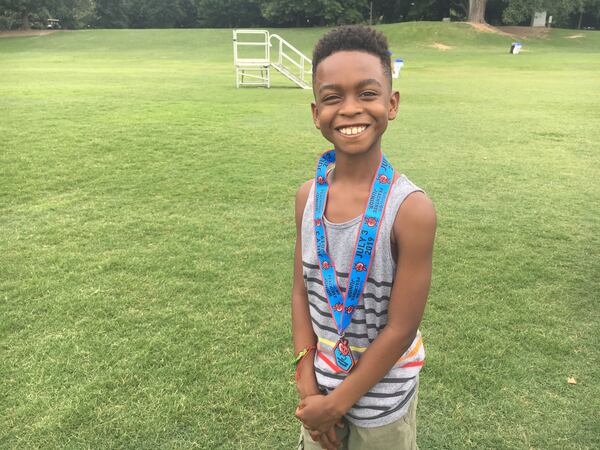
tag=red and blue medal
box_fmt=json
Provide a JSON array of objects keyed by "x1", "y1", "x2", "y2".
[{"x1": 313, "y1": 150, "x2": 394, "y2": 373}]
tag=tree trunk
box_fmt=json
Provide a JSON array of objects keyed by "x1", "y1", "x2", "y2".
[
  {"x1": 577, "y1": 11, "x2": 583, "y2": 29},
  {"x1": 468, "y1": 0, "x2": 486, "y2": 23},
  {"x1": 21, "y1": 12, "x2": 30, "y2": 30}
]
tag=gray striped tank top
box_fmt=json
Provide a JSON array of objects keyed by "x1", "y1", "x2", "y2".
[{"x1": 301, "y1": 174, "x2": 426, "y2": 428}]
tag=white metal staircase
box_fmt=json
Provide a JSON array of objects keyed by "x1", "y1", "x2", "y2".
[{"x1": 233, "y1": 29, "x2": 312, "y2": 89}]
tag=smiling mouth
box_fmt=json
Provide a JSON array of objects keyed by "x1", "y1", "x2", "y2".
[{"x1": 336, "y1": 125, "x2": 369, "y2": 136}]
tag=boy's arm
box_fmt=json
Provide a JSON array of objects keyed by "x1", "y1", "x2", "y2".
[
  {"x1": 296, "y1": 191, "x2": 436, "y2": 429},
  {"x1": 293, "y1": 180, "x2": 345, "y2": 449},
  {"x1": 292, "y1": 180, "x2": 321, "y2": 399}
]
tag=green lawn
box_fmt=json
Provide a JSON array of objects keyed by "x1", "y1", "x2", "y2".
[{"x1": 1, "y1": 23, "x2": 599, "y2": 449}]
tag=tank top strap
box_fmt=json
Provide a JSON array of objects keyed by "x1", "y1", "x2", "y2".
[{"x1": 302, "y1": 181, "x2": 316, "y2": 225}]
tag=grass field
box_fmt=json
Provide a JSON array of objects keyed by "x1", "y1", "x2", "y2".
[{"x1": 1, "y1": 22, "x2": 599, "y2": 449}]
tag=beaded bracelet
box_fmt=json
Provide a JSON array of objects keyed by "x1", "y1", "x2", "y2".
[{"x1": 294, "y1": 346, "x2": 316, "y2": 365}]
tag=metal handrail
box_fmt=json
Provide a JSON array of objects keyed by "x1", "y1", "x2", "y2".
[
  {"x1": 233, "y1": 29, "x2": 311, "y2": 88},
  {"x1": 269, "y1": 34, "x2": 311, "y2": 84},
  {"x1": 233, "y1": 29, "x2": 269, "y2": 65}
]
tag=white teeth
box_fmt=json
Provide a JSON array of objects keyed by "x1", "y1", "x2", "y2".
[{"x1": 339, "y1": 126, "x2": 367, "y2": 136}]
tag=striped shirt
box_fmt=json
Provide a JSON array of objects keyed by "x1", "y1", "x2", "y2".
[{"x1": 301, "y1": 174, "x2": 425, "y2": 428}]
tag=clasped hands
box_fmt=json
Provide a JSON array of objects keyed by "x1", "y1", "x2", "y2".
[{"x1": 295, "y1": 394, "x2": 344, "y2": 450}]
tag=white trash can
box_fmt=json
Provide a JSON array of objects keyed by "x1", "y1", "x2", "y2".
[{"x1": 392, "y1": 58, "x2": 404, "y2": 78}]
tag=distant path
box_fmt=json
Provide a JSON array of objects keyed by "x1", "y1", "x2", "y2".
[
  {"x1": 465, "y1": 22, "x2": 513, "y2": 36},
  {"x1": 465, "y1": 22, "x2": 550, "y2": 39},
  {"x1": 497, "y1": 26, "x2": 549, "y2": 38},
  {"x1": 0, "y1": 30, "x2": 61, "y2": 38}
]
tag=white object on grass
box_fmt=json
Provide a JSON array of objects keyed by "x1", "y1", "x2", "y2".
[{"x1": 392, "y1": 58, "x2": 404, "y2": 78}]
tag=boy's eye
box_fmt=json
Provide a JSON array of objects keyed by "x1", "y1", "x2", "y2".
[
  {"x1": 360, "y1": 91, "x2": 378, "y2": 97},
  {"x1": 322, "y1": 95, "x2": 341, "y2": 103}
]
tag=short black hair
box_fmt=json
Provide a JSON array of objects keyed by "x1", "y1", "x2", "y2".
[{"x1": 312, "y1": 25, "x2": 392, "y2": 86}]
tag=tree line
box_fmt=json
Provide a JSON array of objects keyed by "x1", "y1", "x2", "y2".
[{"x1": 1, "y1": 0, "x2": 598, "y2": 31}]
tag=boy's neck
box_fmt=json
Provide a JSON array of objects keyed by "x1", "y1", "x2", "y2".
[{"x1": 331, "y1": 148, "x2": 383, "y2": 187}]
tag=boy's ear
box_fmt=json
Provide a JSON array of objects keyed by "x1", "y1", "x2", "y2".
[
  {"x1": 388, "y1": 90, "x2": 400, "y2": 121},
  {"x1": 311, "y1": 101, "x2": 320, "y2": 129}
]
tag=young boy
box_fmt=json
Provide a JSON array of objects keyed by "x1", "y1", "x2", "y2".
[{"x1": 292, "y1": 26, "x2": 436, "y2": 450}]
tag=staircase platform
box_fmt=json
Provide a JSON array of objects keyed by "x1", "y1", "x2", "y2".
[{"x1": 233, "y1": 30, "x2": 312, "y2": 89}]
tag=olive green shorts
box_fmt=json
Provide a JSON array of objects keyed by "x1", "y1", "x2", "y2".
[{"x1": 297, "y1": 388, "x2": 418, "y2": 450}]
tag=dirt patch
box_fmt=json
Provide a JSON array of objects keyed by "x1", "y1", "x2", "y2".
[
  {"x1": 465, "y1": 22, "x2": 513, "y2": 36},
  {"x1": 0, "y1": 30, "x2": 59, "y2": 38},
  {"x1": 496, "y1": 26, "x2": 549, "y2": 39},
  {"x1": 566, "y1": 34, "x2": 584, "y2": 39},
  {"x1": 430, "y1": 42, "x2": 453, "y2": 51},
  {"x1": 465, "y1": 23, "x2": 551, "y2": 39}
]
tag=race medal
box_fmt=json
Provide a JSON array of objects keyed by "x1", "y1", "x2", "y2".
[
  {"x1": 333, "y1": 337, "x2": 355, "y2": 373},
  {"x1": 313, "y1": 150, "x2": 395, "y2": 373}
]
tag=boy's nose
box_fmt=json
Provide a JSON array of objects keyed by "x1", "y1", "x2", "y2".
[{"x1": 338, "y1": 97, "x2": 363, "y2": 117}]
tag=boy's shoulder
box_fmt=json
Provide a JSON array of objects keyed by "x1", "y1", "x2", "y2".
[
  {"x1": 294, "y1": 179, "x2": 314, "y2": 224},
  {"x1": 294, "y1": 176, "x2": 436, "y2": 232},
  {"x1": 391, "y1": 187, "x2": 436, "y2": 247},
  {"x1": 296, "y1": 178, "x2": 313, "y2": 202}
]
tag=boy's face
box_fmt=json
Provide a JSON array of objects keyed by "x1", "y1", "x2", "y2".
[{"x1": 311, "y1": 51, "x2": 399, "y2": 157}]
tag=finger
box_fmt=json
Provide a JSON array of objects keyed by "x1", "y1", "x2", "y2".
[
  {"x1": 318, "y1": 433, "x2": 336, "y2": 450},
  {"x1": 304, "y1": 425, "x2": 320, "y2": 442},
  {"x1": 318, "y1": 435, "x2": 330, "y2": 450},
  {"x1": 308, "y1": 430, "x2": 321, "y2": 442},
  {"x1": 325, "y1": 427, "x2": 340, "y2": 447},
  {"x1": 316, "y1": 422, "x2": 335, "y2": 434},
  {"x1": 335, "y1": 419, "x2": 344, "y2": 428}
]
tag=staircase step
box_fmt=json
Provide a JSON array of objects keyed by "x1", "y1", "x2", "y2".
[{"x1": 271, "y1": 63, "x2": 310, "y2": 89}]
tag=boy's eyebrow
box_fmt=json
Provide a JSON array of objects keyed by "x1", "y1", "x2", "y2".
[
  {"x1": 318, "y1": 83, "x2": 342, "y2": 93},
  {"x1": 356, "y1": 78, "x2": 382, "y2": 89},
  {"x1": 318, "y1": 78, "x2": 382, "y2": 94}
]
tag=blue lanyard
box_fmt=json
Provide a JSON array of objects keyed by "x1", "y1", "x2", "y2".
[{"x1": 313, "y1": 150, "x2": 395, "y2": 335}]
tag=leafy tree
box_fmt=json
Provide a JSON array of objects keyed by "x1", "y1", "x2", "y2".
[
  {"x1": 406, "y1": 0, "x2": 450, "y2": 21},
  {"x1": 0, "y1": 9, "x2": 20, "y2": 29},
  {"x1": 369, "y1": 0, "x2": 405, "y2": 23},
  {"x1": 176, "y1": 0, "x2": 198, "y2": 27},
  {"x1": 321, "y1": 0, "x2": 369, "y2": 25},
  {"x1": 197, "y1": 0, "x2": 264, "y2": 27},
  {"x1": 450, "y1": 0, "x2": 469, "y2": 19},
  {"x1": 502, "y1": 0, "x2": 592, "y2": 25},
  {"x1": 463, "y1": 0, "x2": 597, "y2": 26},
  {"x1": 94, "y1": 0, "x2": 128, "y2": 27},
  {"x1": 53, "y1": 0, "x2": 93, "y2": 28},
  {"x1": 552, "y1": 0, "x2": 600, "y2": 28},
  {"x1": 576, "y1": 0, "x2": 600, "y2": 28},
  {"x1": 127, "y1": 0, "x2": 184, "y2": 28},
  {"x1": 484, "y1": 0, "x2": 507, "y2": 24},
  {"x1": 503, "y1": 0, "x2": 545, "y2": 23},
  {"x1": 0, "y1": 0, "x2": 58, "y2": 29},
  {"x1": 258, "y1": 0, "x2": 310, "y2": 26},
  {"x1": 259, "y1": 0, "x2": 368, "y2": 26}
]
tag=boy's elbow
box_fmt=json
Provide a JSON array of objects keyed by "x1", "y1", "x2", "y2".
[{"x1": 382, "y1": 322, "x2": 418, "y2": 352}]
